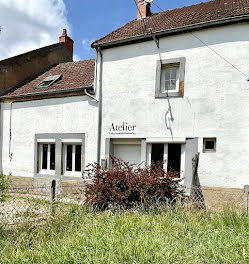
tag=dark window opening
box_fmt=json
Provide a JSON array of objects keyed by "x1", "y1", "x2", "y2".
[
  {"x1": 205, "y1": 141, "x2": 214, "y2": 150},
  {"x1": 66, "y1": 145, "x2": 73, "y2": 171},
  {"x1": 151, "y1": 144, "x2": 164, "y2": 167},
  {"x1": 167, "y1": 144, "x2": 181, "y2": 173},
  {"x1": 42, "y1": 144, "x2": 48, "y2": 170},
  {"x1": 203, "y1": 138, "x2": 216, "y2": 152},
  {"x1": 75, "y1": 145, "x2": 82, "y2": 172},
  {"x1": 37, "y1": 80, "x2": 54, "y2": 88},
  {"x1": 50, "y1": 144, "x2": 55, "y2": 170}
]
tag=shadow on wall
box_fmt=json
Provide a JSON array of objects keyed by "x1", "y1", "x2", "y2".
[
  {"x1": 5, "y1": 95, "x2": 98, "y2": 111},
  {"x1": 165, "y1": 98, "x2": 174, "y2": 137},
  {"x1": 103, "y1": 24, "x2": 249, "y2": 62}
]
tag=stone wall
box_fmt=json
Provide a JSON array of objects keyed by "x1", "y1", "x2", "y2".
[{"x1": 0, "y1": 43, "x2": 72, "y2": 94}]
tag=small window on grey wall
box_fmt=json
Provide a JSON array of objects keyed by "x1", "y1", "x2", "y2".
[
  {"x1": 203, "y1": 138, "x2": 216, "y2": 153},
  {"x1": 155, "y1": 57, "x2": 186, "y2": 98}
]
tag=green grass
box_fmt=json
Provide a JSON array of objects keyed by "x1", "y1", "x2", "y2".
[{"x1": 0, "y1": 206, "x2": 248, "y2": 264}]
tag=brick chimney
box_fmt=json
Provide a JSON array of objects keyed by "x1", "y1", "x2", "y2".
[
  {"x1": 59, "y1": 29, "x2": 74, "y2": 59},
  {"x1": 137, "y1": 0, "x2": 151, "y2": 19}
]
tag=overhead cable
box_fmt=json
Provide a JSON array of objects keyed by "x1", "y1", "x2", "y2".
[{"x1": 151, "y1": 0, "x2": 248, "y2": 79}]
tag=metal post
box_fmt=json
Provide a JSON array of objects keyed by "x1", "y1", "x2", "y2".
[
  {"x1": 50, "y1": 180, "x2": 56, "y2": 214},
  {"x1": 244, "y1": 185, "x2": 249, "y2": 215}
]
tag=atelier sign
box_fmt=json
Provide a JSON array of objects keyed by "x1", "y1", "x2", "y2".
[{"x1": 109, "y1": 122, "x2": 136, "y2": 134}]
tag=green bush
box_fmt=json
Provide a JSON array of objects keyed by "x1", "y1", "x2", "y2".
[{"x1": 0, "y1": 172, "x2": 11, "y2": 203}]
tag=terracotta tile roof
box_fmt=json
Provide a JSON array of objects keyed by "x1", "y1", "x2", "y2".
[
  {"x1": 93, "y1": 0, "x2": 249, "y2": 46},
  {"x1": 4, "y1": 59, "x2": 95, "y2": 97}
]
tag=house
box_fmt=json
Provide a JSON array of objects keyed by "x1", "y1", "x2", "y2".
[
  {"x1": 1, "y1": 0, "x2": 249, "y2": 190},
  {"x1": 0, "y1": 30, "x2": 97, "y2": 183},
  {"x1": 93, "y1": 0, "x2": 249, "y2": 189},
  {"x1": 0, "y1": 29, "x2": 73, "y2": 94}
]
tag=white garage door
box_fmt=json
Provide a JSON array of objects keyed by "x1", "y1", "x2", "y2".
[{"x1": 114, "y1": 144, "x2": 141, "y2": 165}]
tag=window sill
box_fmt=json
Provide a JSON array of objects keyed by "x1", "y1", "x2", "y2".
[
  {"x1": 155, "y1": 91, "x2": 183, "y2": 98},
  {"x1": 63, "y1": 171, "x2": 82, "y2": 177},
  {"x1": 203, "y1": 150, "x2": 216, "y2": 153},
  {"x1": 39, "y1": 170, "x2": 55, "y2": 175}
]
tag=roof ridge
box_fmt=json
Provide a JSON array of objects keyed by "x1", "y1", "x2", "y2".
[
  {"x1": 59, "y1": 58, "x2": 95, "y2": 66},
  {"x1": 92, "y1": 0, "x2": 215, "y2": 46},
  {"x1": 150, "y1": 0, "x2": 214, "y2": 16},
  {"x1": 92, "y1": 19, "x2": 138, "y2": 46},
  {"x1": 92, "y1": 0, "x2": 249, "y2": 47}
]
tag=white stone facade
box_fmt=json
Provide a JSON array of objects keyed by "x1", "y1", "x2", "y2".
[
  {"x1": 99, "y1": 23, "x2": 249, "y2": 188},
  {"x1": 1, "y1": 96, "x2": 98, "y2": 179}
]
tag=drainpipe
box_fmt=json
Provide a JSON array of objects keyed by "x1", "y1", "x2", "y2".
[
  {"x1": 9, "y1": 102, "x2": 13, "y2": 161},
  {"x1": 96, "y1": 47, "x2": 103, "y2": 164},
  {"x1": 83, "y1": 88, "x2": 98, "y2": 102}
]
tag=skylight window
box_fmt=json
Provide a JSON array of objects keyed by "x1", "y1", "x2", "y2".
[{"x1": 36, "y1": 75, "x2": 62, "y2": 89}]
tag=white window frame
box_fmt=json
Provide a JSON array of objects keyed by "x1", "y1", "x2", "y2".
[
  {"x1": 146, "y1": 142, "x2": 185, "y2": 179},
  {"x1": 161, "y1": 64, "x2": 180, "y2": 93},
  {"x1": 63, "y1": 143, "x2": 82, "y2": 176},
  {"x1": 39, "y1": 143, "x2": 55, "y2": 175}
]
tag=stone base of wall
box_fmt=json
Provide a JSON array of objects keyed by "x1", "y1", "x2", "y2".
[
  {"x1": 10, "y1": 176, "x2": 245, "y2": 210},
  {"x1": 10, "y1": 176, "x2": 86, "y2": 187},
  {"x1": 10, "y1": 176, "x2": 87, "y2": 201},
  {"x1": 10, "y1": 176, "x2": 34, "y2": 187}
]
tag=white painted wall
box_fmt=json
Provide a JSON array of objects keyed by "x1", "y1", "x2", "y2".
[
  {"x1": 100, "y1": 23, "x2": 249, "y2": 188},
  {"x1": 2, "y1": 23, "x2": 249, "y2": 188},
  {"x1": 1, "y1": 96, "x2": 98, "y2": 177}
]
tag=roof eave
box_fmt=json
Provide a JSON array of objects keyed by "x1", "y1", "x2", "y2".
[
  {"x1": 1, "y1": 85, "x2": 94, "y2": 100},
  {"x1": 92, "y1": 14, "x2": 249, "y2": 49}
]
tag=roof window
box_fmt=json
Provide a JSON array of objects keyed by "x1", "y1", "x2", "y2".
[{"x1": 36, "y1": 75, "x2": 62, "y2": 89}]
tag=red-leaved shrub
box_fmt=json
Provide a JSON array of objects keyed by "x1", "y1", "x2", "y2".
[{"x1": 85, "y1": 158, "x2": 185, "y2": 210}]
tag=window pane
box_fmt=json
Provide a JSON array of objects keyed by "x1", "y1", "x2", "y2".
[
  {"x1": 42, "y1": 144, "x2": 48, "y2": 170},
  {"x1": 169, "y1": 80, "x2": 176, "y2": 90},
  {"x1": 170, "y1": 67, "x2": 177, "y2": 80},
  {"x1": 205, "y1": 141, "x2": 215, "y2": 150},
  {"x1": 75, "y1": 145, "x2": 82, "y2": 172},
  {"x1": 165, "y1": 80, "x2": 171, "y2": 91},
  {"x1": 165, "y1": 69, "x2": 170, "y2": 80},
  {"x1": 66, "y1": 145, "x2": 72, "y2": 171},
  {"x1": 50, "y1": 144, "x2": 55, "y2": 170},
  {"x1": 38, "y1": 80, "x2": 53, "y2": 88}
]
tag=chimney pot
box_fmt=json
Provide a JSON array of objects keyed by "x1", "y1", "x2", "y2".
[
  {"x1": 62, "y1": 28, "x2": 67, "y2": 36},
  {"x1": 59, "y1": 28, "x2": 74, "y2": 59}
]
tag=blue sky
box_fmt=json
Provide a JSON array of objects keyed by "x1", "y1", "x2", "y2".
[
  {"x1": 0, "y1": 0, "x2": 209, "y2": 61},
  {"x1": 64, "y1": 0, "x2": 209, "y2": 61}
]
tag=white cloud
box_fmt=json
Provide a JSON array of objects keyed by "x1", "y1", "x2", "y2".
[
  {"x1": 73, "y1": 54, "x2": 81, "y2": 62},
  {"x1": 0, "y1": 0, "x2": 70, "y2": 60}
]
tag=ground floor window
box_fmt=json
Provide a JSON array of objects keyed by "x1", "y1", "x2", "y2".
[
  {"x1": 150, "y1": 143, "x2": 181, "y2": 172},
  {"x1": 167, "y1": 144, "x2": 181, "y2": 172},
  {"x1": 151, "y1": 144, "x2": 164, "y2": 167},
  {"x1": 39, "y1": 143, "x2": 55, "y2": 174},
  {"x1": 63, "y1": 144, "x2": 82, "y2": 175},
  {"x1": 35, "y1": 134, "x2": 85, "y2": 178}
]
